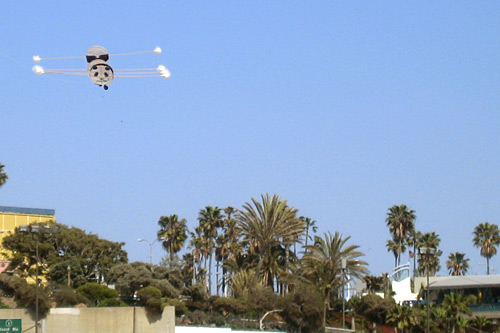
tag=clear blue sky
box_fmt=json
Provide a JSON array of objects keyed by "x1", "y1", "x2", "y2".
[{"x1": 1, "y1": 2, "x2": 499, "y2": 276}]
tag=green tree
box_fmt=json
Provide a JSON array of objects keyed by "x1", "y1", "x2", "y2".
[
  {"x1": 47, "y1": 257, "x2": 86, "y2": 287},
  {"x1": 385, "y1": 204, "x2": 416, "y2": 267},
  {"x1": 446, "y1": 252, "x2": 469, "y2": 276},
  {"x1": 107, "y1": 262, "x2": 152, "y2": 301},
  {"x1": 301, "y1": 232, "x2": 368, "y2": 330},
  {"x1": 236, "y1": 194, "x2": 305, "y2": 288},
  {"x1": 2, "y1": 222, "x2": 127, "y2": 286},
  {"x1": 107, "y1": 261, "x2": 179, "y2": 301},
  {"x1": 0, "y1": 163, "x2": 7, "y2": 188},
  {"x1": 157, "y1": 214, "x2": 188, "y2": 262},
  {"x1": 473, "y1": 222, "x2": 500, "y2": 275}
]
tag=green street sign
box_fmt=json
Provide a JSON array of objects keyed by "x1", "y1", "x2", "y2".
[{"x1": 0, "y1": 319, "x2": 21, "y2": 332}]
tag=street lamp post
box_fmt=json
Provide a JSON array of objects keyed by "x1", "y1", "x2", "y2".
[
  {"x1": 20, "y1": 224, "x2": 50, "y2": 333},
  {"x1": 341, "y1": 258, "x2": 347, "y2": 330},
  {"x1": 138, "y1": 238, "x2": 165, "y2": 266},
  {"x1": 137, "y1": 238, "x2": 155, "y2": 265},
  {"x1": 419, "y1": 247, "x2": 436, "y2": 333},
  {"x1": 192, "y1": 254, "x2": 196, "y2": 286}
]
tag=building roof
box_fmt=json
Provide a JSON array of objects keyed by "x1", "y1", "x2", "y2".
[
  {"x1": 428, "y1": 275, "x2": 500, "y2": 290},
  {"x1": 0, "y1": 206, "x2": 55, "y2": 216}
]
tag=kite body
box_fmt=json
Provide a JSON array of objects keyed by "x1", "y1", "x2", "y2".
[{"x1": 32, "y1": 46, "x2": 170, "y2": 90}]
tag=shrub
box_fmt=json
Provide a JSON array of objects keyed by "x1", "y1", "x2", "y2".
[
  {"x1": 137, "y1": 286, "x2": 164, "y2": 315},
  {"x1": 244, "y1": 285, "x2": 280, "y2": 316},
  {"x1": 206, "y1": 312, "x2": 226, "y2": 327},
  {"x1": 280, "y1": 283, "x2": 323, "y2": 332},
  {"x1": 150, "y1": 279, "x2": 179, "y2": 298},
  {"x1": 186, "y1": 283, "x2": 208, "y2": 302},
  {"x1": 213, "y1": 297, "x2": 247, "y2": 315},
  {"x1": 100, "y1": 298, "x2": 127, "y2": 307},
  {"x1": 136, "y1": 286, "x2": 161, "y2": 304},
  {"x1": 76, "y1": 283, "x2": 119, "y2": 306},
  {"x1": 166, "y1": 298, "x2": 188, "y2": 316},
  {"x1": 187, "y1": 310, "x2": 206, "y2": 325},
  {"x1": 0, "y1": 274, "x2": 50, "y2": 317},
  {"x1": 146, "y1": 297, "x2": 164, "y2": 315},
  {"x1": 0, "y1": 275, "x2": 26, "y2": 297},
  {"x1": 16, "y1": 283, "x2": 51, "y2": 318},
  {"x1": 52, "y1": 287, "x2": 88, "y2": 307},
  {"x1": 353, "y1": 293, "x2": 395, "y2": 325}
]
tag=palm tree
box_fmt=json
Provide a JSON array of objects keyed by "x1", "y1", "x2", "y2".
[
  {"x1": 386, "y1": 304, "x2": 417, "y2": 333},
  {"x1": 301, "y1": 232, "x2": 368, "y2": 330},
  {"x1": 189, "y1": 227, "x2": 206, "y2": 285},
  {"x1": 363, "y1": 275, "x2": 384, "y2": 294},
  {"x1": 300, "y1": 216, "x2": 317, "y2": 252},
  {"x1": 223, "y1": 206, "x2": 236, "y2": 221},
  {"x1": 221, "y1": 230, "x2": 246, "y2": 296},
  {"x1": 386, "y1": 239, "x2": 406, "y2": 267},
  {"x1": 442, "y1": 293, "x2": 473, "y2": 333},
  {"x1": 418, "y1": 232, "x2": 442, "y2": 276},
  {"x1": 456, "y1": 316, "x2": 469, "y2": 333},
  {"x1": 0, "y1": 163, "x2": 7, "y2": 188},
  {"x1": 407, "y1": 230, "x2": 422, "y2": 279},
  {"x1": 446, "y1": 252, "x2": 469, "y2": 276},
  {"x1": 216, "y1": 211, "x2": 240, "y2": 296},
  {"x1": 473, "y1": 222, "x2": 500, "y2": 275},
  {"x1": 230, "y1": 269, "x2": 255, "y2": 298},
  {"x1": 433, "y1": 307, "x2": 450, "y2": 331},
  {"x1": 470, "y1": 316, "x2": 491, "y2": 333},
  {"x1": 157, "y1": 214, "x2": 188, "y2": 261},
  {"x1": 386, "y1": 204, "x2": 416, "y2": 267},
  {"x1": 261, "y1": 245, "x2": 287, "y2": 291},
  {"x1": 236, "y1": 194, "x2": 305, "y2": 288},
  {"x1": 198, "y1": 206, "x2": 225, "y2": 295}
]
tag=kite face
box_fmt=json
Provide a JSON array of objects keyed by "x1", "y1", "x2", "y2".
[{"x1": 87, "y1": 59, "x2": 114, "y2": 87}]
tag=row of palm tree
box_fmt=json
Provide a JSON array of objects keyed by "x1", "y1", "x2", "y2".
[
  {"x1": 386, "y1": 292, "x2": 483, "y2": 333},
  {"x1": 155, "y1": 198, "x2": 499, "y2": 326},
  {"x1": 386, "y1": 204, "x2": 500, "y2": 276},
  {"x1": 155, "y1": 193, "x2": 368, "y2": 330},
  {"x1": 157, "y1": 195, "x2": 325, "y2": 297}
]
